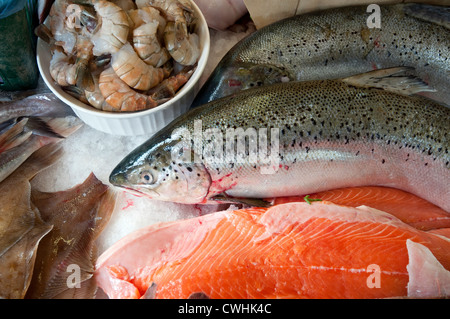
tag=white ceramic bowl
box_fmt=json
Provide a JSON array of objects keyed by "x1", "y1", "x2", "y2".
[{"x1": 37, "y1": 1, "x2": 210, "y2": 136}]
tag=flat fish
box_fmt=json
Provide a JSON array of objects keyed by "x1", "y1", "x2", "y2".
[
  {"x1": 0, "y1": 93, "x2": 73, "y2": 123},
  {"x1": 0, "y1": 143, "x2": 62, "y2": 299},
  {"x1": 95, "y1": 202, "x2": 450, "y2": 299},
  {"x1": 25, "y1": 173, "x2": 116, "y2": 299},
  {"x1": 0, "y1": 117, "x2": 82, "y2": 183}
]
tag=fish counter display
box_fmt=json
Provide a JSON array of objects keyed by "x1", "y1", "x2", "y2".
[{"x1": 0, "y1": 0, "x2": 449, "y2": 300}]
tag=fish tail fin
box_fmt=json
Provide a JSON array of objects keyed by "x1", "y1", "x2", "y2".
[
  {"x1": 76, "y1": 59, "x2": 95, "y2": 92},
  {"x1": 341, "y1": 67, "x2": 436, "y2": 96},
  {"x1": 24, "y1": 117, "x2": 66, "y2": 139},
  {"x1": 0, "y1": 118, "x2": 32, "y2": 152},
  {"x1": 403, "y1": 3, "x2": 450, "y2": 30},
  {"x1": 18, "y1": 142, "x2": 63, "y2": 180},
  {"x1": 34, "y1": 23, "x2": 53, "y2": 44},
  {"x1": 43, "y1": 117, "x2": 83, "y2": 138}
]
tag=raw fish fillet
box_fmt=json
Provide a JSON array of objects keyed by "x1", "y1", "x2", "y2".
[
  {"x1": 273, "y1": 186, "x2": 450, "y2": 231},
  {"x1": 428, "y1": 228, "x2": 450, "y2": 239},
  {"x1": 95, "y1": 202, "x2": 450, "y2": 299}
]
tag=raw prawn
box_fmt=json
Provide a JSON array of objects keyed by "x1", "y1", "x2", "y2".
[
  {"x1": 39, "y1": 0, "x2": 200, "y2": 112},
  {"x1": 98, "y1": 67, "x2": 161, "y2": 111},
  {"x1": 98, "y1": 66, "x2": 194, "y2": 112},
  {"x1": 85, "y1": 75, "x2": 118, "y2": 112},
  {"x1": 136, "y1": 0, "x2": 200, "y2": 66},
  {"x1": 128, "y1": 8, "x2": 170, "y2": 67},
  {"x1": 49, "y1": 50, "x2": 77, "y2": 87},
  {"x1": 147, "y1": 66, "x2": 195, "y2": 100},
  {"x1": 77, "y1": 0, "x2": 130, "y2": 56},
  {"x1": 164, "y1": 21, "x2": 200, "y2": 66},
  {"x1": 135, "y1": 0, "x2": 193, "y2": 26},
  {"x1": 47, "y1": 0, "x2": 77, "y2": 55},
  {"x1": 133, "y1": 22, "x2": 171, "y2": 67},
  {"x1": 111, "y1": 43, "x2": 169, "y2": 91},
  {"x1": 45, "y1": 32, "x2": 95, "y2": 91}
]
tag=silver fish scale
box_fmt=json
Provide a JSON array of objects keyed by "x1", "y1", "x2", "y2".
[
  {"x1": 178, "y1": 81, "x2": 449, "y2": 210},
  {"x1": 194, "y1": 4, "x2": 450, "y2": 107}
]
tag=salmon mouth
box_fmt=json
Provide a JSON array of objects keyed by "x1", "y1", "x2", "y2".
[{"x1": 116, "y1": 186, "x2": 154, "y2": 199}]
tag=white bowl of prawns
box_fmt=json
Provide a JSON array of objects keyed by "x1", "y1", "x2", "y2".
[{"x1": 36, "y1": 0, "x2": 210, "y2": 136}]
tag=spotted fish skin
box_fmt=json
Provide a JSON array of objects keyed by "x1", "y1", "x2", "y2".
[
  {"x1": 110, "y1": 80, "x2": 449, "y2": 212},
  {"x1": 191, "y1": 4, "x2": 450, "y2": 107}
]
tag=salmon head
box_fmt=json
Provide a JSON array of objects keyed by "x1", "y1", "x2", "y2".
[{"x1": 109, "y1": 135, "x2": 211, "y2": 204}]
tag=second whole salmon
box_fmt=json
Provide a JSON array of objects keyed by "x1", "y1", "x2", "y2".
[
  {"x1": 191, "y1": 3, "x2": 450, "y2": 107},
  {"x1": 109, "y1": 77, "x2": 449, "y2": 212}
]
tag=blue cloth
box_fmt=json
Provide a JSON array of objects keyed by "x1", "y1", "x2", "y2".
[{"x1": 0, "y1": 0, "x2": 27, "y2": 19}]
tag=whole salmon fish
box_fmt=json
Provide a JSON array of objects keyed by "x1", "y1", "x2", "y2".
[
  {"x1": 191, "y1": 3, "x2": 450, "y2": 107},
  {"x1": 109, "y1": 73, "x2": 450, "y2": 211}
]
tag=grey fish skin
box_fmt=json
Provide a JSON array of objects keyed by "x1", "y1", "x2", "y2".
[
  {"x1": 191, "y1": 4, "x2": 450, "y2": 108},
  {"x1": 0, "y1": 134, "x2": 53, "y2": 184},
  {"x1": 0, "y1": 93, "x2": 73, "y2": 124},
  {"x1": 110, "y1": 80, "x2": 449, "y2": 211}
]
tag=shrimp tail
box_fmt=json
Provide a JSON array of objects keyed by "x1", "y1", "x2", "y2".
[
  {"x1": 75, "y1": 59, "x2": 95, "y2": 92},
  {"x1": 148, "y1": 65, "x2": 195, "y2": 100},
  {"x1": 34, "y1": 24, "x2": 53, "y2": 44}
]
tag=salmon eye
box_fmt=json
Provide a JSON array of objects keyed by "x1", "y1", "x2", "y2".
[{"x1": 140, "y1": 171, "x2": 155, "y2": 184}]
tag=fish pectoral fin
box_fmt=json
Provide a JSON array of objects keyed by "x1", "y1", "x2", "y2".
[
  {"x1": 92, "y1": 189, "x2": 117, "y2": 240},
  {"x1": 243, "y1": 64, "x2": 293, "y2": 88},
  {"x1": 341, "y1": 67, "x2": 436, "y2": 96},
  {"x1": 140, "y1": 282, "x2": 157, "y2": 299},
  {"x1": 403, "y1": 4, "x2": 450, "y2": 30},
  {"x1": 23, "y1": 117, "x2": 65, "y2": 139},
  {"x1": 188, "y1": 292, "x2": 210, "y2": 299},
  {"x1": 210, "y1": 194, "x2": 273, "y2": 208}
]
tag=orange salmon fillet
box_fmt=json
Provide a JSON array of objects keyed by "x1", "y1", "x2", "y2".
[
  {"x1": 428, "y1": 228, "x2": 450, "y2": 239},
  {"x1": 95, "y1": 202, "x2": 450, "y2": 299},
  {"x1": 273, "y1": 186, "x2": 450, "y2": 230}
]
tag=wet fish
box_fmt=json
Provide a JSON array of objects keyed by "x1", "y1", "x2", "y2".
[
  {"x1": 0, "y1": 93, "x2": 74, "y2": 124},
  {"x1": 0, "y1": 117, "x2": 82, "y2": 183},
  {"x1": 191, "y1": 3, "x2": 450, "y2": 107},
  {"x1": 95, "y1": 201, "x2": 450, "y2": 299},
  {"x1": 0, "y1": 118, "x2": 31, "y2": 153},
  {"x1": 0, "y1": 135, "x2": 58, "y2": 184},
  {"x1": 110, "y1": 72, "x2": 449, "y2": 211},
  {"x1": 25, "y1": 173, "x2": 116, "y2": 299},
  {"x1": 0, "y1": 143, "x2": 62, "y2": 299}
]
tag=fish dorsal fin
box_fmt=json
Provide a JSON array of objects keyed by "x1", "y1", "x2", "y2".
[
  {"x1": 403, "y1": 4, "x2": 450, "y2": 30},
  {"x1": 341, "y1": 67, "x2": 436, "y2": 96}
]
